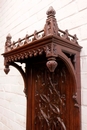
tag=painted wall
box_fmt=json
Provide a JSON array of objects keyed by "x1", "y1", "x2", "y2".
[{"x1": 0, "y1": 0, "x2": 87, "y2": 129}]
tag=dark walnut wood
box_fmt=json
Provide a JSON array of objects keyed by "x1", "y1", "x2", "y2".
[{"x1": 2, "y1": 6, "x2": 82, "y2": 130}]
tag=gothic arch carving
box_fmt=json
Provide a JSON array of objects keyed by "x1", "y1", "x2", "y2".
[{"x1": 58, "y1": 50, "x2": 77, "y2": 87}]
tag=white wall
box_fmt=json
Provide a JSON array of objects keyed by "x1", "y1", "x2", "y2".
[{"x1": 0, "y1": 0, "x2": 87, "y2": 129}]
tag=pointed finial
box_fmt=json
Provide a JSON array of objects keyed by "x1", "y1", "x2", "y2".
[
  {"x1": 46, "y1": 6, "x2": 56, "y2": 18},
  {"x1": 6, "y1": 33, "x2": 12, "y2": 40},
  {"x1": 4, "y1": 65, "x2": 10, "y2": 74},
  {"x1": 5, "y1": 34, "x2": 12, "y2": 52}
]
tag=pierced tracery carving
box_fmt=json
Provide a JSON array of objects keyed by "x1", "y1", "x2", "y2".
[{"x1": 5, "y1": 29, "x2": 79, "y2": 54}]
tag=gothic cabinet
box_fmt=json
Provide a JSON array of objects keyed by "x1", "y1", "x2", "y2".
[{"x1": 2, "y1": 7, "x2": 81, "y2": 130}]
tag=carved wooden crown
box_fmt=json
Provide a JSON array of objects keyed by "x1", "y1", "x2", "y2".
[{"x1": 2, "y1": 6, "x2": 82, "y2": 75}]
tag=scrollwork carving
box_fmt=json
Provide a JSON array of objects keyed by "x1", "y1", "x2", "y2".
[
  {"x1": 34, "y1": 30, "x2": 40, "y2": 40},
  {"x1": 18, "y1": 38, "x2": 24, "y2": 46},
  {"x1": 12, "y1": 41, "x2": 17, "y2": 49},
  {"x1": 62, "y1": 30, "x2": 70, "y2": 40},
  {"x1": 24, "y1": 34, "x2": 30, "y2": 44},
  {"x1": 71, "y1": 34, "x2": 78, "y2": 44}
]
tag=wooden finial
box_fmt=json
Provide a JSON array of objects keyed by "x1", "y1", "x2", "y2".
[
  {"x1": 46, "y1": 6, "x2": 56, "y2": 18},
  {"x1": 5, "y1": 34, "x2": 12, "y2": 52},
  {"x1": 6, "y1": 33, "x2": 12, "y2": 40}
]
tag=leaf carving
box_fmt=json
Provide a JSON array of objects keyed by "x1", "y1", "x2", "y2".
[
  {"x1": 57, "y1": 117, "x2": 66, "y2": 130},
  {"x1": 50, "y1": 104, "x2": 60, "y2": 114},
  {"x1": 40, "y1": 109, "x2": 50, "y2": 127},
  {"x1": 40, "y1": 94, "x2": 49, "y2": 103}
]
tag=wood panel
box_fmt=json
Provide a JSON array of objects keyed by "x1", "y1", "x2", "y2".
[{"x1": 26, "y1": 60, "x2": 79, "y2": 130}]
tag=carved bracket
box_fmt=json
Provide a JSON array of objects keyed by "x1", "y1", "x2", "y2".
[{"x1": 4, "y1": 61, "x2": 27, "y2": 97}]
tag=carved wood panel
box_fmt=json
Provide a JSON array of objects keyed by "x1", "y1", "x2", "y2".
[{"x1": 31, "y1": 60, "x2": 76, "y2": 130}]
